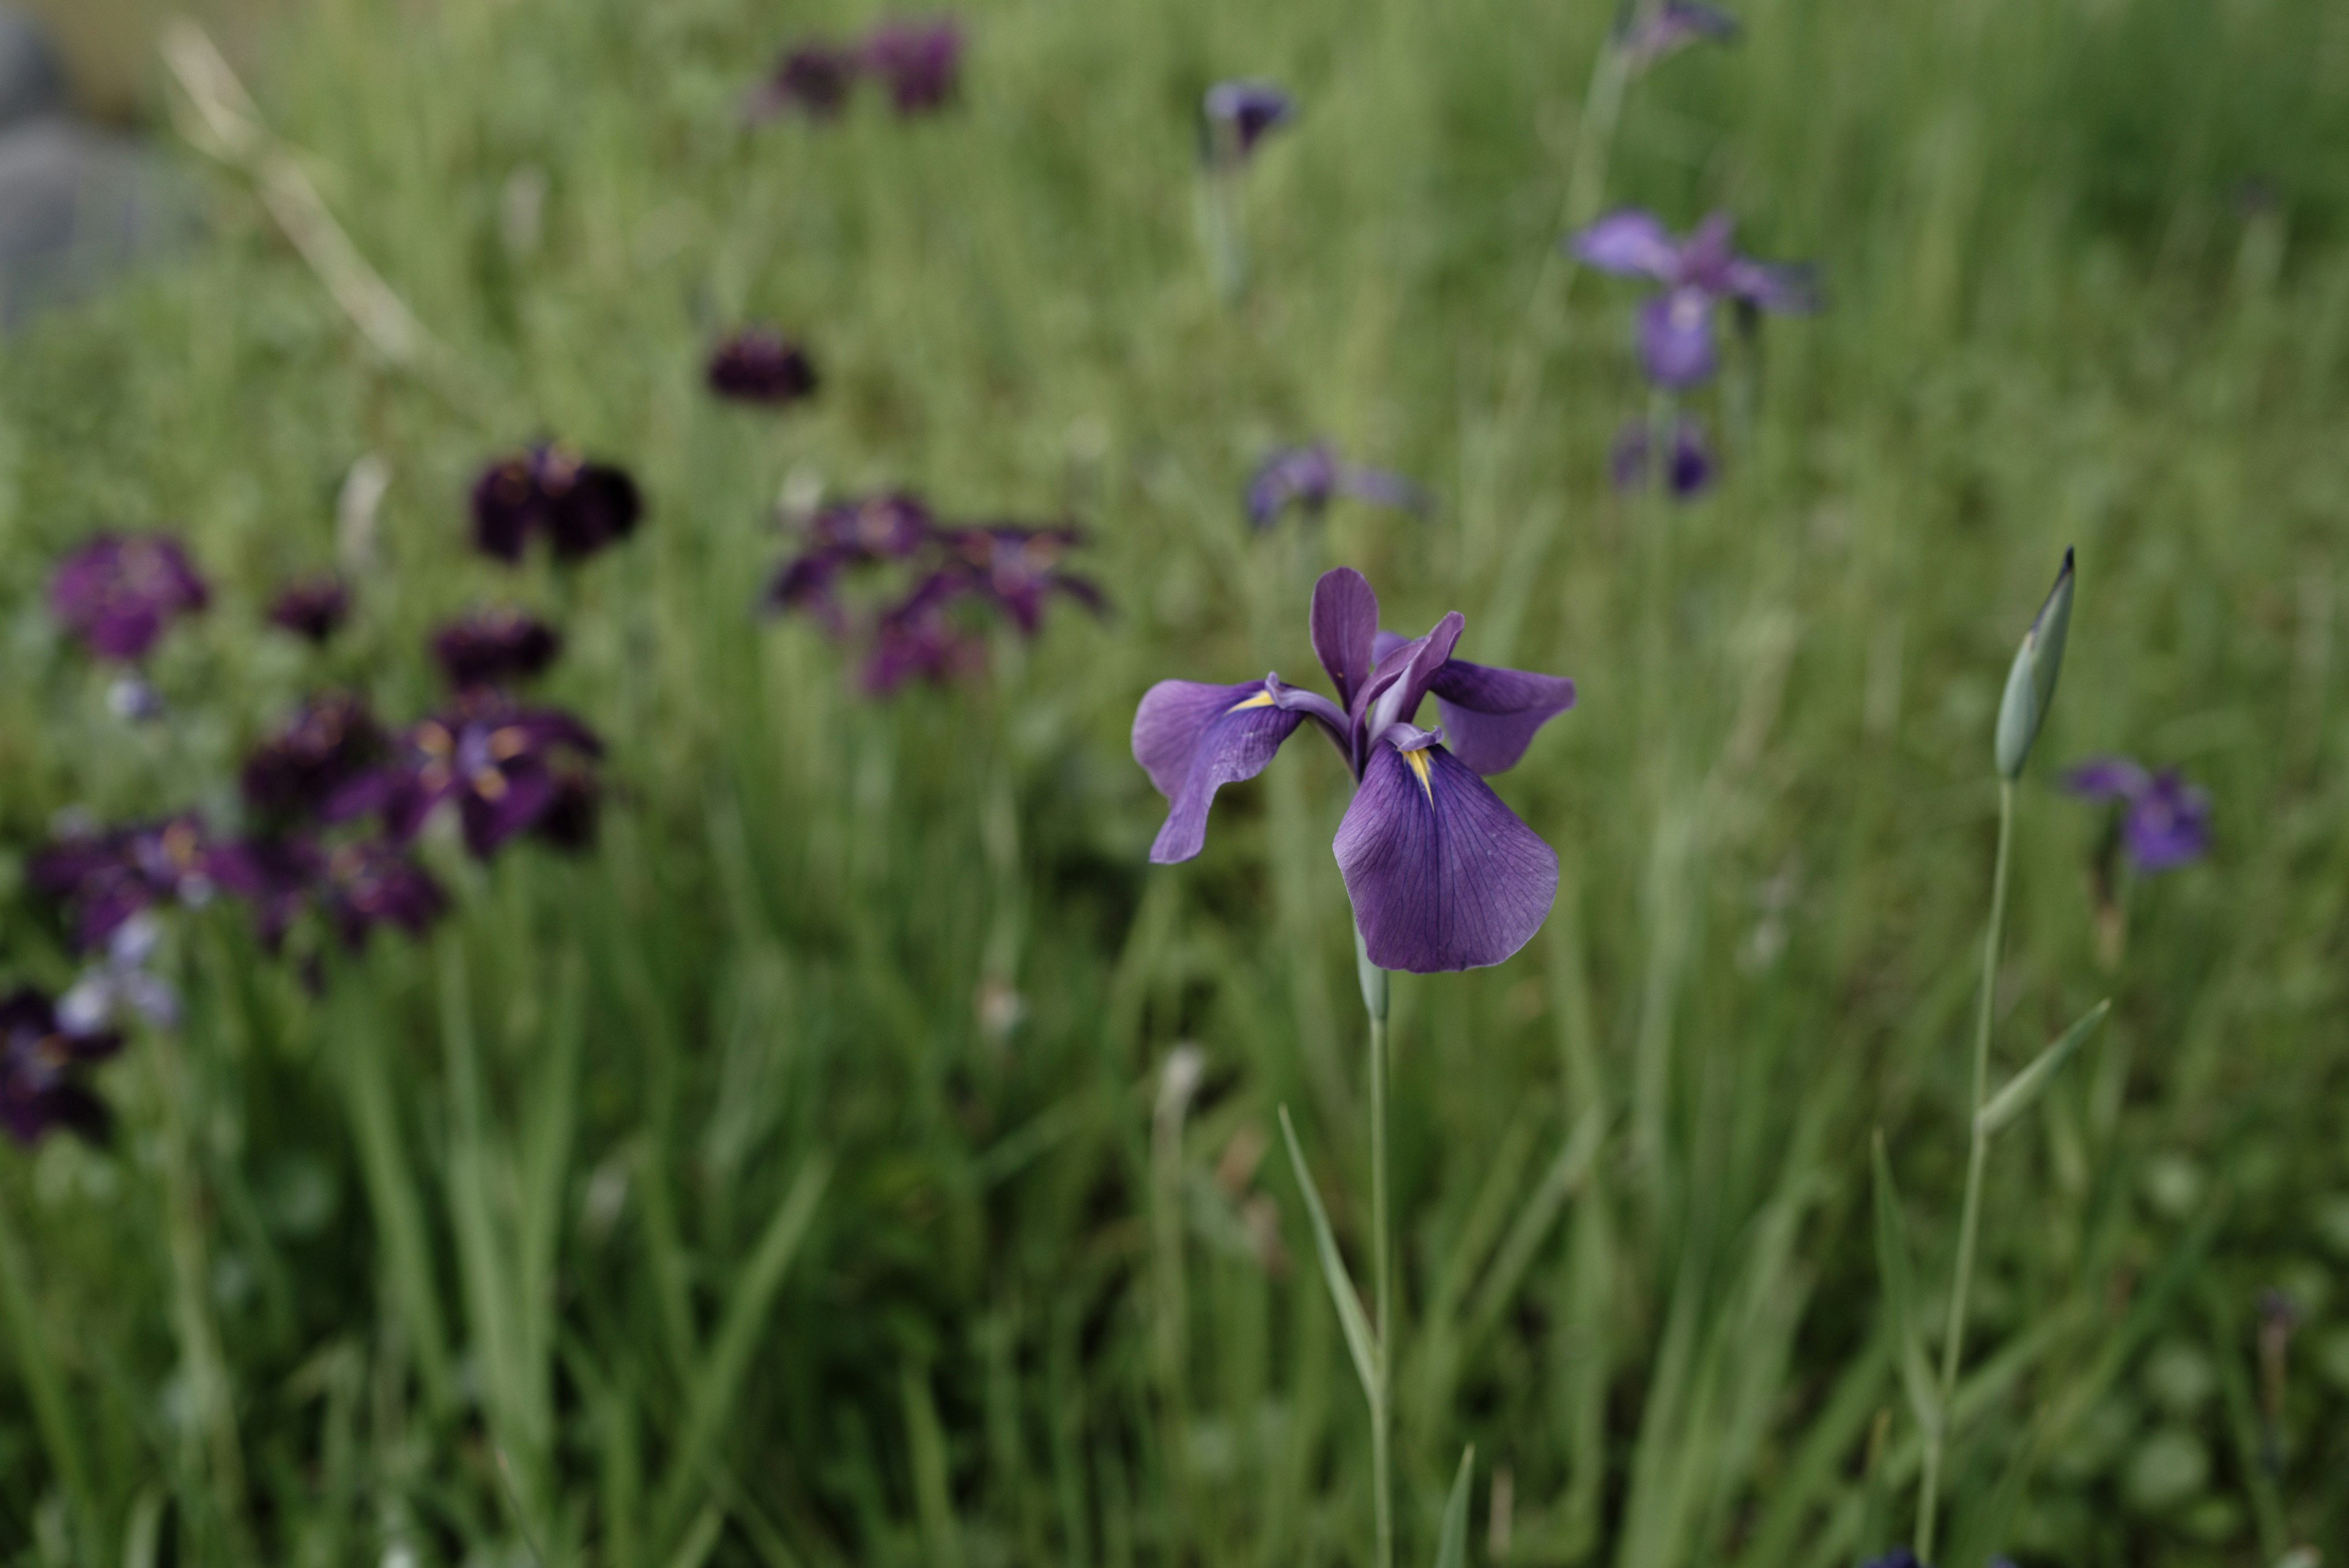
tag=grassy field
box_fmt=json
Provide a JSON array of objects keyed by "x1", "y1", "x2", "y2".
[{"x1": 4, "y1": 0, "x2": 2348, "y2": 1563}]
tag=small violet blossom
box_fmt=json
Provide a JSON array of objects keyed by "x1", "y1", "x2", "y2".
[
  {"x1": 2065, "y1": 757, "x2": 2210, "y2": 873},
  {"x1": 59, "y1": 912, "x2": 180, "y2": 1035},
  {"x1": 1, "y1": 987, "x2": 121, "y2": 1147},
  {"x1": 329, "y1": 691, "x2": 603, "y2": 860},
  {"x1": 1201, "y1": 81, "x2": 1294, "y2": 169},
  {"x1": 1247, "y1": 443, "x2": 1427, "y2": 530},
  {"x1": 242, "y1": 692, "x2": 388, "y2": 822},
  {"x1": 31, "y1": 815, "x2": 217, "y2": 953},
  {"x1": 1134, "y1": 567, "x2": 1572, "y2": 972},
  {"x1": 267, "y1": 573, "x2": 351, "y2": 642},
  {"x1": 49, "y1": 532, "x2": 210, "y2": 662},
  {"x1": 707, "y1": 329, "x2": 820, "y2": 406},
  {"x1": 746, "y1": 42, "x2": 862, "y2": 120},
  {"x1": 1618, "y1": 0, "x2": 1740, "y2": 70},
  {"x1": 431, "y1": 608, "x2": 562, "y2": 690},
  {"x1": 1570, "y1": 210, "x2": 1816, "y2": 388},
  {"x1": 861, "y1": 18, "x2": 965, "y2": 114},
  {"x1": 1608, "y1": 415, "x2": 1713, "y2": 499},
  {"x1": 470, "y1": 445, "x2": 644, "y2": 564}
]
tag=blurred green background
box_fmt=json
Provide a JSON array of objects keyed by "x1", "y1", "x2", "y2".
[{"x1": 2, "y1": 0, "x2": 2347, "y2": 1564}]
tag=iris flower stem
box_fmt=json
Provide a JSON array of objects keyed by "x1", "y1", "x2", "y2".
[
  {"x1": 1917, "y1": 776, "x2": 2014, "y2": 1562},
  {"x1": 1358, "y1": 932, "x2": 1395, "y2": 1568}
]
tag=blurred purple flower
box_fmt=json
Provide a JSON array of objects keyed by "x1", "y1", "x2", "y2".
[
  {"x1": 319, "y1": 839, "x2": 448, "y2": 947},
  {"x1": 1608, "y1": 415, "x2": 1713, "y2": 499},
  {"x1": 1618, "y1": 0, "x2": 1740, "y2": 69},
  {"x1": 206, "y1": 835, "x2": 324, "y2": 950},
  {"x1": 31, "y1": 815, "x2": 218, "y2": 953},
  {"x1": 1134, "y1": 567, "x2": 1572, "y2": 972},
  {"x1": 937, "y1": 524, "x2": 1107, "y2": 633},
  {"x1": 2066, "y1": 757, "x2": 2210, "y2": 873},
  {"x1": 1247, "y1": 442, "x2": 1427, "y2": 529},
  {"x1": 1201, "y1": 80, "x2": 1294, "y2": 169},
  {"x1": 1, "y1": 987, "x2": 121, "y2": 1147},
  {"x1": 330, "y1": 692, "x2": 603, "y2": 860},
  {"x1": 470, "y1": 445, "x2": 644, "y2": 563},
  {"x1": 708, "y1": 330, "x2": 820, "y2": 406},
  {"x1": 267, "y1": 574, "x2": 351, "y2": 643},
  {"x1": 807, "y1": 492, "x2": 937, "y2": 559},
  {"x1": 431, "y1": 608, "x2": 562, "y2": 690},
  {"x1": 746, "y1": 41, "x2": 862, "y2": 121},
  {"x1": 1570, "y1": 210, "x2": 1816, "y2": 388},
  {"x1": 861, "y1": 17, "x2": 964, "y2": 114},
  {"x1": 861, "y1": 577, "x2": 990, "y2": 694},
  {"x1": 49, "y1": 532, "x2": 210, "y2": 663},
  {"x1": 242, "y1": 692, "x2": 389, "y2": 822}
]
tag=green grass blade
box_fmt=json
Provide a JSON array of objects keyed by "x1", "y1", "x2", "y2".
[
  {"x1": 1434, "y1": 1445, "x2": 1475, "y2": 1568},
  {"x1": 1871, "y1": 1133, "x2": 1940, "y2": 1436},
  {"x1": 1975, "y1": 1000, "x2": 2111, "y2": 1138},
  {"x1": 1461, "y1": 1105, "x2": 1607, "y2": 1354},
  {"x1": 1277, "y1": 1105, "x2": 1379, "y2": 1405},
  {"x1": 0, "y1": 1196, "x2": 102, "y2": 1561}
]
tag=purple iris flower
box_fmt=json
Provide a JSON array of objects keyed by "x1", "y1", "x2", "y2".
[
  {"x1": 1247, "y1": 443, "x2": 1428, "y2": 530},
  {"x1": 267, "y1": 573, "x2": 351, "y2": 642},
  {"x1": 241, "y1": 692, "x2": 389, "y2": 821},
  {"x1": 48, "y1": 532, "x2": 210, "y2": 663},
  {"x1": 1618, "y1": 0, "x2": 1740, "y2": 69},
  {"x1": 211, "y1": 835, "x2": 447, "y2": 951},
  {"x1": 745, "y1": 41, "x2": 863, "y2": 121},
  {"x1": 1608, "y1": 415, "x2": 1713, "y2": 499},
  {"x1": 936, "y1": 524, "x2": 1107, "y2": 634},
  {"x1": 861, "y1": 18, "x2": 964, "y2": 114},
  {"x1": 861, "y1": 577, "x2": 990, "y2": 694},
  {"x1": 470, "y1": 445, "x2": 644, "y2": 563},
  {"x1": 1134, "y1": 568, "x2": 1573, "y2": 972},
  {"x1": 30, "y1": 815, "x2": 218, "y2": 953},
  {"x1": 431, "y1": 608, "x2": 562, "y2": 690},
  {"x1": 707, "y1": 330, "x2": 820, "y2": 406},
  {"x1": 1570, "y1": 210, "x2": 1816, "y2": 388},
  {"x1": 1, "y1": 987, "x2": 121, "y2": 1147},
  {"x1": 330, "y1": 691, "x2": 603, "y2": 860},
  {"x1": 765, "y1": 492, "x2": 939, "y2": 628},
  {"x1": 2065, "y1": 757, "x2": 2210, "y2": 873},
  {"x1": 1201, "y1": 80, "x2": 1294, "y2": 169}
]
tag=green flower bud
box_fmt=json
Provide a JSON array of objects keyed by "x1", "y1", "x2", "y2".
[{"x1": 1995, "y1": 548, "x2": 2075, "y2": 779}]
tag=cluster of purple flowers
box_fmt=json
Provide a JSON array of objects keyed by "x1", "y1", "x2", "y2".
[
  {"x1": 763, "y1": 492, "x2": 1105, "y2": 694},
  {"x1": 746, "y1": 17, "x2": 964, "y2": 122}
]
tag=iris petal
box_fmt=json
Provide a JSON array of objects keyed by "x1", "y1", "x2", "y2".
[
  {"x1": 1134, "y1": 680, "x2": 1305, "y2": 863},
  {"x1": 1571, "y1": 210, "x2": 1681, "y2": 280},
  {"x1": 1334, "y1": 743, "x2": 1558, "y2": 972},
  {"x1": 1310, "y1": 567, "x2": 1379, "y2": 711},
  {"x1": 1429, "y1": 660, "x2": 1578, "y2": 776},
  {"x1": 1638, "y1": 289, "x2": 1718, "y2": 387}
]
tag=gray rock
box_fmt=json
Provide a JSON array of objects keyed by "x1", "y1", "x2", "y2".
[
  {"x1": 0, "y1": 118, "x2": 199, "y2": 326},
  {"x1": 0, "y1": 7, "x2": 69, "y2": 128}
]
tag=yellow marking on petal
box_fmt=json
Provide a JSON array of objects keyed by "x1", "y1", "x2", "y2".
[
  {"x1": 1402, "y1": 746, "x2": 1434, "y2": 801},
  {"x1": 1228, "y1": 690, "x2": 1278, "y2": 712}
]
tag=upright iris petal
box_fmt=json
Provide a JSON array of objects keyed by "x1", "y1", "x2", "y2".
[
  {"x1": 48, "y1": 532, "x2": 210, "y2": 663},
  {"x1": 861, "y1": 18, "x2": 964, "y2": 114},
  {"x1": 1570, "y1": 209, "x2": 1816, "y2": 388},
  {"x1": 431, "y1": 609, "x2": 562, "y2": 689},
  {"x1": 1134, "y1": 567, "x2": 1572, "y2": 973}
]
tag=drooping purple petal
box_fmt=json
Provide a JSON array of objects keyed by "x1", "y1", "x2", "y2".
[
  {"x1": 744, "y1": 42, "x2": 862, "y2": 122},
  {"x1": 1427, "y1": 660, "x2": 1578, "y2": 776},
  {"x1": 267, "y1": 574, "x2": 351, "y2": 642},
  {"x1": 2065, "y1": 757, "x2": 2151, "y2": 801},
  {"x1": 1637, "y1": 289, "x2": 1719, "y2": 388},
  {"x1": 431, "y1": 609, "x2": 562, "y2": 689},
  {"x1": 1247, "y1": 445, "x2": 1338, "y2": 527},
  {"x1": 1570, "y1": 210, "x2": 1682, "y2": 281},
  {"x1": 1310, "y1": 567, "x2": 1380, "y2": 712},
  {"x1": 1333, "y1": 743, "x2": 1559, "y2": 972},
  {"x1": 1134, "y1": 679, "x2": 1305, "y2": 863},
  {"x1": 547, "y1": 461, "x2": 644, "y2": 560},
  {"x1": 707, "y1": 330, "x2": 820, "y2": 404}
]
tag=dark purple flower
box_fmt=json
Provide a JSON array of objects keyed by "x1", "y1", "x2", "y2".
[
  {"x1": 242, "y1": 692, "x2": 389, "y2": 821},
  {"x1": 707, "y1": 330, "x2": 820, "y2": 405},
  {"x1": 319, "y1": 839, "x2": 447, "y2": 948},
  {"x1": 2065, "y1": 757, "x2": 2210, "y2": 873},
  {"x1": 937, "y1": 524, "x2": 1107, "y2": 634},
  {"x1": 1608, "y1": 415, "x2": 1713, "y2": 499},
  {"x1": 860, "y1": 18, "x2": 963, "y2": 114},
  {"x1": 763, "y1": 548, "x2": 856, "y2": 631},
  {"x1": 1201, "y1": 80, "x2": 1294, "y2": 169},
  {"x1": 431, "y1": 608, "x2": 562, "y2": 690},
  {"x1": 1247, "y1": 442, "x2": 1427, "y2": 530},
  {"x1": 470, "y1": 445, "x2": 644, "y2": 563},
  {"x1": 861, "y1": 575, "x2": 990, "y2": 693},
  {"x1": 534, "y1": 771, "x2": 601, "y2": 851},
  {"x1": 1, "y1": 987, "x2": 121, "y2": 1147},
  {"x1": 48, "y1": 532, "x2": 210, "y2": 663},
  {"x1": 746, "y1": 42, "x2": 862, "y2": 121},
  {"x1": 1134, "y1": 567, "x2": 1573, "y2": 972},
  {"x1": 1570, "y1": 210, "x2": 1816, "y2": 388},
  {"x1": 331, "y1": 691, "x2": 603, "y2": 860},
  {"x1": 806, "y1": 492, "x2": 937, "y2": 560},
  {"x1": 267, "y1": 574, "x2": 351, "y2": 642},
  {"x1": 1618, "y1": 0, "x2": 1740, "y2": 69},
  {"x1": 31, "y1": 816, "x2": 217, "y2": 953},
  {"x1": 207, "y1": 835, "x2": 326, "y2": 950}
]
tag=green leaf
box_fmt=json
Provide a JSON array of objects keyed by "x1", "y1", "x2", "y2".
[
  {"x1": 1871, "y1": 1133, "x2": 1940, "y2": 1436},
  {"x1": 1278, "y1": 1105, "x2": 1380, "y2": 1403},
  {"x1": 1976, "y1": 1000, "x2": 2112, "y2": 1139},
  {"x1": 1434, "y1": 1444, "x2": 1475, "y2": 1568}
]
